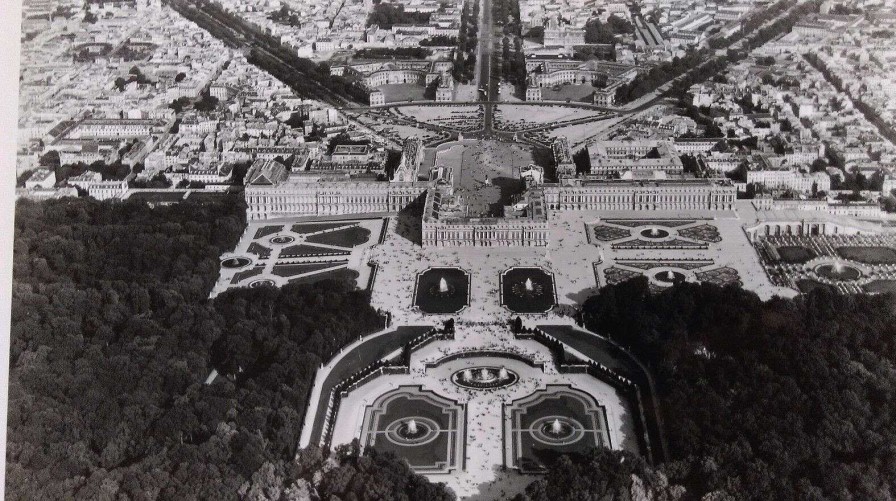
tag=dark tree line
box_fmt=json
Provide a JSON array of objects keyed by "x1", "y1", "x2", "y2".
[
  {"x1": 516, "y1": 449, "x2": 683, "y2": 500},
  {"x1": 354, "y1": 47, "x2": 432, "y2": 60},
  {"x1": 452, "y1": 0, "x2": 479, "y2": 83},
  {"x1": 165, "y1": 0, "x2": 367, "y2": 105},
  {"x1": 366, "y1": 2, "x2": 432, "y2": 28},
  {"x1": 420, "y1": 35, "x2": 458, "y2": 46},
  {"x1": 576, "y1": 279, "x2": 896, "y2": 499},
  {"x1": 804, "y1": 52, "x2": 896, "y2": 145},
  {"x1": 615, "y1": 0, "x2": 821, "y2": 104},
  {"x1": 6, "y1": 197, "x2": 450, "y2": 499}
]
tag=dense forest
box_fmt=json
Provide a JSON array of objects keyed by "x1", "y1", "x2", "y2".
[
  {"x1": 517, "y1": 449, "x2": 683, "y2": 501},
  {"x1": 577, "y1": 279, "x2": 896, "y2": 499},
  {"x1": 5, "y1": 197, "x2": 448, "y2": 499}
]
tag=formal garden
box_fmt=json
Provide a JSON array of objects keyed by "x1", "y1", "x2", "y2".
[
  {"x1": 506, "y1": 386, "x2": 611, "y2": 473},
  {"x1": 213, "y1": 218, "x2": 384, "y2": 295},
  {"x1": 360, "y1": 387, "x2": 465, "y2": 473},
  {"x1": 755, "y1": 234, "x2": 896, "y2": 295}
]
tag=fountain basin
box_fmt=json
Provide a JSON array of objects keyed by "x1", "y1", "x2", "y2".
[
  {"x1": 221, "y1": 256, "x2": 252, "y2": 268},
  {"x1": 814, "y1": 263, "x2": 861, "y2": 281},
  {"x1": 269, "y1": 235, "x2": 296, "y2": 245},
  {"x1": 413, "y1": 267, "x2": 470, "y2": 314},
  {"x1": 501, "y1": 267, "x2": 556, "y2": 313},
  {"x1": 528, "y1": 416, "x2": 585, "y2": 446},
  {"x1": 640, "y1": 227, "x2": 670, "y2": 239},
  {"x1": 653, "y1": 270, "x2": 686, "y2": 285},
  {"x1": 384, "y1": 416, "x2": 441, "y2": 446},
  {"x1": 451, "y1": 366, "x2": 519, "y2": 389}
]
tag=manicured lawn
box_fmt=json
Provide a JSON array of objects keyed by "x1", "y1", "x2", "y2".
[
  {"x1": 279, "y1": 244, "x2": 350, "y2": 258},
  {"x1": 231, "y1": 267, "x2": 263, "y2": 284},
  {"x1": 510, "y1": 390, "x2": 606, "y2": 472},
  {"x1": 287, "y1": 268, "x2": 359, "y2": 287},
  {"x1": 254, "y1": 225, "x2": 284, "y2": 239},
  {"x1": 291, "y1": 222, "x2": 353, "y2": 234},
  {"x1": 501, "y1": 267, "x2": 556, "y2": 313},
  {"x1": 305, "y1": 226, "x2": 371, "y2": 247},
  {"x1": 836, "y1": 246, "x2": 896, "y2": 265},
  {"x1": 413, "y1": 268, "x2": 470, "y2": 314},
  {"x1": 271, "y1": 261, "x2": 343, "y2": 278},
  {"x1": 797, "y1": 279, "x2": 838, "y2": 295},
  {"x1": 776, "y1": 246, "x2": 816, "y2": 264},
  {"x1": 364, "y1": 391, "x2": 458, "y2": 470},
  {"x1": 247, "y1": 242, "x2": 273, "y2": 259},
  {"x1": 863, "y1": 280, "x2": 896, "y2": 295}
]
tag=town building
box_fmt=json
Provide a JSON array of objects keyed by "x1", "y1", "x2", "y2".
[{"x1": 586, "y1": 139, "x2": 683, "y2": 175}]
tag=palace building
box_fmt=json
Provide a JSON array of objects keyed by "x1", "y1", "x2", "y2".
[
  {"x1": 422, "y1": 187, "x2": 550, "y2": 247},
  {"x1": 330, "y1": 60, "x2": 454, "y2": 105},
  {"x1": 245, "y1": 138, "x2": 426, "y2": 220},
  {"x1": 525, "y1": 57, "x2": 639, "y2": 106},
  {"x1": 245, "y1": 137, "x2": 737, "y2": 242},
  {"x1": 541, "y1": 177, "x2": 736, "y2": 211}
]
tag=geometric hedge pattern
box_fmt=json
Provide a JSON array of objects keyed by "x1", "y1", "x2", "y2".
[
  {"x1": 360, "y1": 386, "x2": 464, "y2": 474},
  {"x1": 505, "y1": 385, "x2": 611, "y2": 473},
  {"x1": 588, "y1": 218, "x2": 721, "y2": 250}
]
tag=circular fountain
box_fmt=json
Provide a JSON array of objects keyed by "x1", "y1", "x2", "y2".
[
  {"x1": 385, "y1": 416, "x2": 440, "y2": 446},
  {"x1": 529, "y1": 416, "x2": 585, "y2": 445},
  {"x1": 653, "y1": 270, "x2": 686, "y2": 285},
  {"x1": 451, "y1": 366, "x2": 519, "y2": 389},
  {"x1": 640, "y1": 227, "x2": 670, "y2": 239},
  {"x1": 269, "y1": 235, "x2": 296, "y2": 245},
  {"x1": 248, "y1": 279, "x2": 276, "y2": 288},
  {"x1": 221, "y1": 256, "x2": 252, "y2": 268},
  {"x1": 814, "y1": 261, "x2": 862, "y2": 281}
]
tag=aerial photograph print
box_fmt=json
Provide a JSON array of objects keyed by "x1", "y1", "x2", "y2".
[{"x1": 4, "y1": 0, "x2": 896, "y2": 498}]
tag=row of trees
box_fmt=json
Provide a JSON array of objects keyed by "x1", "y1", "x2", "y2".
[
  {"x1": 804, "y1": 52, "x2": 896, "y2": 145},
  {"x1": 707, "y1": 0, "x2": 793, "y2": 49},
  {"x1": 165, "y1": 0, "x2": 366, "y2": 105},
  {"x1": 493, "y1": 0, "x2": 521, "y2": 36},
  {"x1": 30, "y1": 151, "x2": 134, "y2": 186},
  {"x1": 616, "y1": 0, "x2": 820, "y2": 104},
  {"x1": 494, "y1": 0, "x2": 526, "y2": 90},
  {"x1": 452, "y1": 0, "x2": 479, "y2": 83},
  {"x1": 579, "y1": 279, "x2": 896, "y2": 498},
  {"x1": 500, "y1": 36, "x2": 527, "y2": 87},
  {"x1": 419, "y1": 35, "x2": 458, "y2": 46},
  {"x1": 353, "y1": 47, "x2": 432, "y2": 60}
]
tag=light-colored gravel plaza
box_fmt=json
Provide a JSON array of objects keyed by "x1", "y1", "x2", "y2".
[{"x1": 370, "y1": 201, "x2": 794, "y2": 325}]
